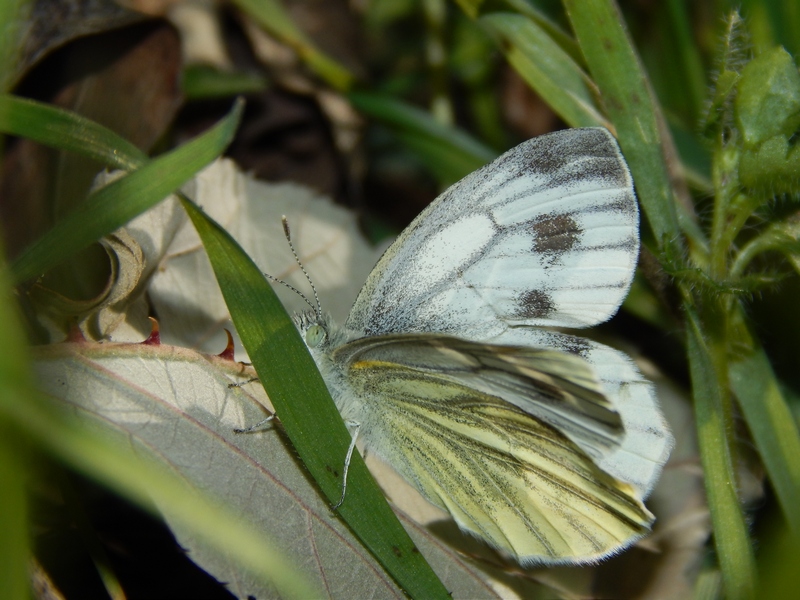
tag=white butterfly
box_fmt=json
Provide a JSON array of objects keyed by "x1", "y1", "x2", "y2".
[{"x1": 292, "y1": 128, "x2": 673, "y2": 565}]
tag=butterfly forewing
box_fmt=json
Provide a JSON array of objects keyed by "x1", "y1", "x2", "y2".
[
  {"x1": 345, "y1": 128, "x2": 639, "y2": 340},
  {"x1": 337, "y1": 349, "x2": 653, "y2": 564}
]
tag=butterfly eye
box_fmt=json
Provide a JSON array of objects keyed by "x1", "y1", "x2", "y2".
[{"x1": 305, "y1": 324, "x2": 327, "y2": 348}]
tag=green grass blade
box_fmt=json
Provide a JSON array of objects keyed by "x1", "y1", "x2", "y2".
[
  {"x1": 182, "y1": 65, "x2": 269, "y2": 100},
  {"x1": 232, "y1": 0, "x2": 354, "y2": 91},
  {"x1": 741, "y1": 0, "x2": 800, "y2": 58},
  {"x1": 0, "y1": 437, "x2": 27, "y2": 600},
  {"x1": 730, "y1": 345, "x2": 800, "y2": 533},
  {"x1": 564, "y1": 0, "x2": 681, "y2": 246},
  {"x1": 0, "y1": 242, "x2": 32, "y2": 600},
  {"x1": 685, "y1": 306, "x2": 757, "y2": 600},
  {"x1": 349, "y1": 90, "x2": 495, "y2": 186},
  {"x1": 480, "y1": 13, "x2": 606, "y2": 129},
  {"x1": 0, "y1": 0, "x2": 30, "y2": 92},
  {"x1": 9, "y1": 100, "x2": 243, "y2": 285},
  {"x1": 500, "y1": 0, "x2": 583, "y2": 63},
  {"x1": 0, "y1": 94, "x2": 148, "y2": 170},
  {"x1": 179, "y1": 197, "x2": 451, "y2": 599},
  {"x1": 665, "y1": 0, "x2": 707, "y2": 120}
]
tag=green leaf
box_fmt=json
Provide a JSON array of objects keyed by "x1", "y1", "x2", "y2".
[
  {"x1": 0, "y1": 94, "x2": 148, "y2": 171},
  {"x1": 349, "y1": 90, "x2": 496, "y2": 186},
  {"x1": 736, "y1": 47, "x2": 800, "y2": 147},
  {"x1": 563, "y1": 0, "x2": 681, "y2": 247},
  {"x1": 685, "y1": 305, "x2": 757, "y2": 600},
  {"x1": 480, "y1": 13, "x2": 606, "y2": 129},
  {"x1": 738, "y1": 134, "x2": 800, "y2": 193},
  {"x1": 9, "y1": 100, "x2": 243, "y2": 285},
  {"x1": 179, "y1": 198, "x2": 451, "y2": 599}
]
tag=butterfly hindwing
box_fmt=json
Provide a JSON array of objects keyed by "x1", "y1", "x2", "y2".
[
  {"x1": 334, "y1": 333, "x2": 626, "y2": 456},
  {"x1": 345, "y1": 128, "x2": 639, "y2": 340},
  {"x1": 334, "y1": 335, "x2": 653, "y2": 564},
  {"x1": 489, "y1": 327, "x2": 674, "y2": 497}
]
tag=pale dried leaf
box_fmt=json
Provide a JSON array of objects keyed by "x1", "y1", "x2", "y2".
[{"x1": 33, "y1": 340, "x2": 499, "y2": 599}]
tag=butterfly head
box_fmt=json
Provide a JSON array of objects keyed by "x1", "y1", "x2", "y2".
[
  {"x1": 293, "y1": 310, "x2": 337, "y2": 352},
  {"x1": 304, "y1": 323, "x2": 327, "y2": 348},
  {"x1": 293, "y1": 310, "x2": 352, "y2": 394}
]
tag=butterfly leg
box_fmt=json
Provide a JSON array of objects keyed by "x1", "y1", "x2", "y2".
[
  {"x1": 233, "y1": 413, "x2": 275, "y2": 434},
  {"x1": 332, "y1": 420, "x2": 361, "y2": 510}
]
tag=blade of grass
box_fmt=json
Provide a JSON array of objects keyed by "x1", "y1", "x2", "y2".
[
  {"x1": 0, "y1": 435, "x2": 27, "y2": 600},
  {"x1": 180, "y1": 197, "x2": 451, "y2": 599},
  {"x1": 500, "y1": 0, "x2": 583, "y2": 63},
  {"x1": 9, "y1": 100, "x2": 243, "y2": 285},
  {"x1": 0, "y1": 241, "x2": 31, "y2": 600},
  {"x1": 665, "y1": 0, "x2": 707, "y2": 121},
  {"x1": 0, "y1": 0, "x2": 30, "y2": 92},
  {"x1": 564, "y1": 0, "x2": 681, "y2": 246},
  {"x1": 182, "y1": 65, "x2": 269, "y2": 100},
  {"x1": 729, "y1": 340, "x2": 800, "y2": 534},
  {"x1": 741, "y1": 0, "x2": 800, "y2": 58},
  {"x1": 685, "y1": 304, "x2": 757, "y2": 600},
  {"x1": 349, "y1": 90, "x2": 495, "y2": 186},
  {"x1": 232, "y1": 0, "x2": 354, "y2": 91},
  {"x1": 479, "y1": 13, "x2": 607, "y2": 129},
  {"x1": 0, "y1": 94, "x2": 148, "y2": 170}
]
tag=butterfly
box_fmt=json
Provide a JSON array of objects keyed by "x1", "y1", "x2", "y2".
[{"x1": 291, "y1": 127, "x2": 673, "y2": 565}]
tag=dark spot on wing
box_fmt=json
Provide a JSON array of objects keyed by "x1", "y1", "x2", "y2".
[
  {"x1": 559, "y1": 336, "x2": 592, "y2": 358},
  {"x1": 515, "y1": 290, "x2": 555, "y2": 319},
  {"x1": 528, "y1": 213, "x2": 583, "y2": 259}
]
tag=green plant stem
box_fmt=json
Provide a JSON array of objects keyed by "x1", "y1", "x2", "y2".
[
  {"x1": 709, "y1": 140, "x2": 737, "y2": 282},
  {"x1": 731, "y1": 225, "x2": 797, "y2": 278},
  {"x1": 684, "y1": 298, "x2": 757, "y2": 600}
]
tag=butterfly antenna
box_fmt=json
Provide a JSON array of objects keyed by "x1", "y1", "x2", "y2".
[
  {"x1": 282, "y1": 216, "x2": 323, "y2": 319},
  {"x1": 263, "y1": 272, "x2": 317, "y2": 313}
]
